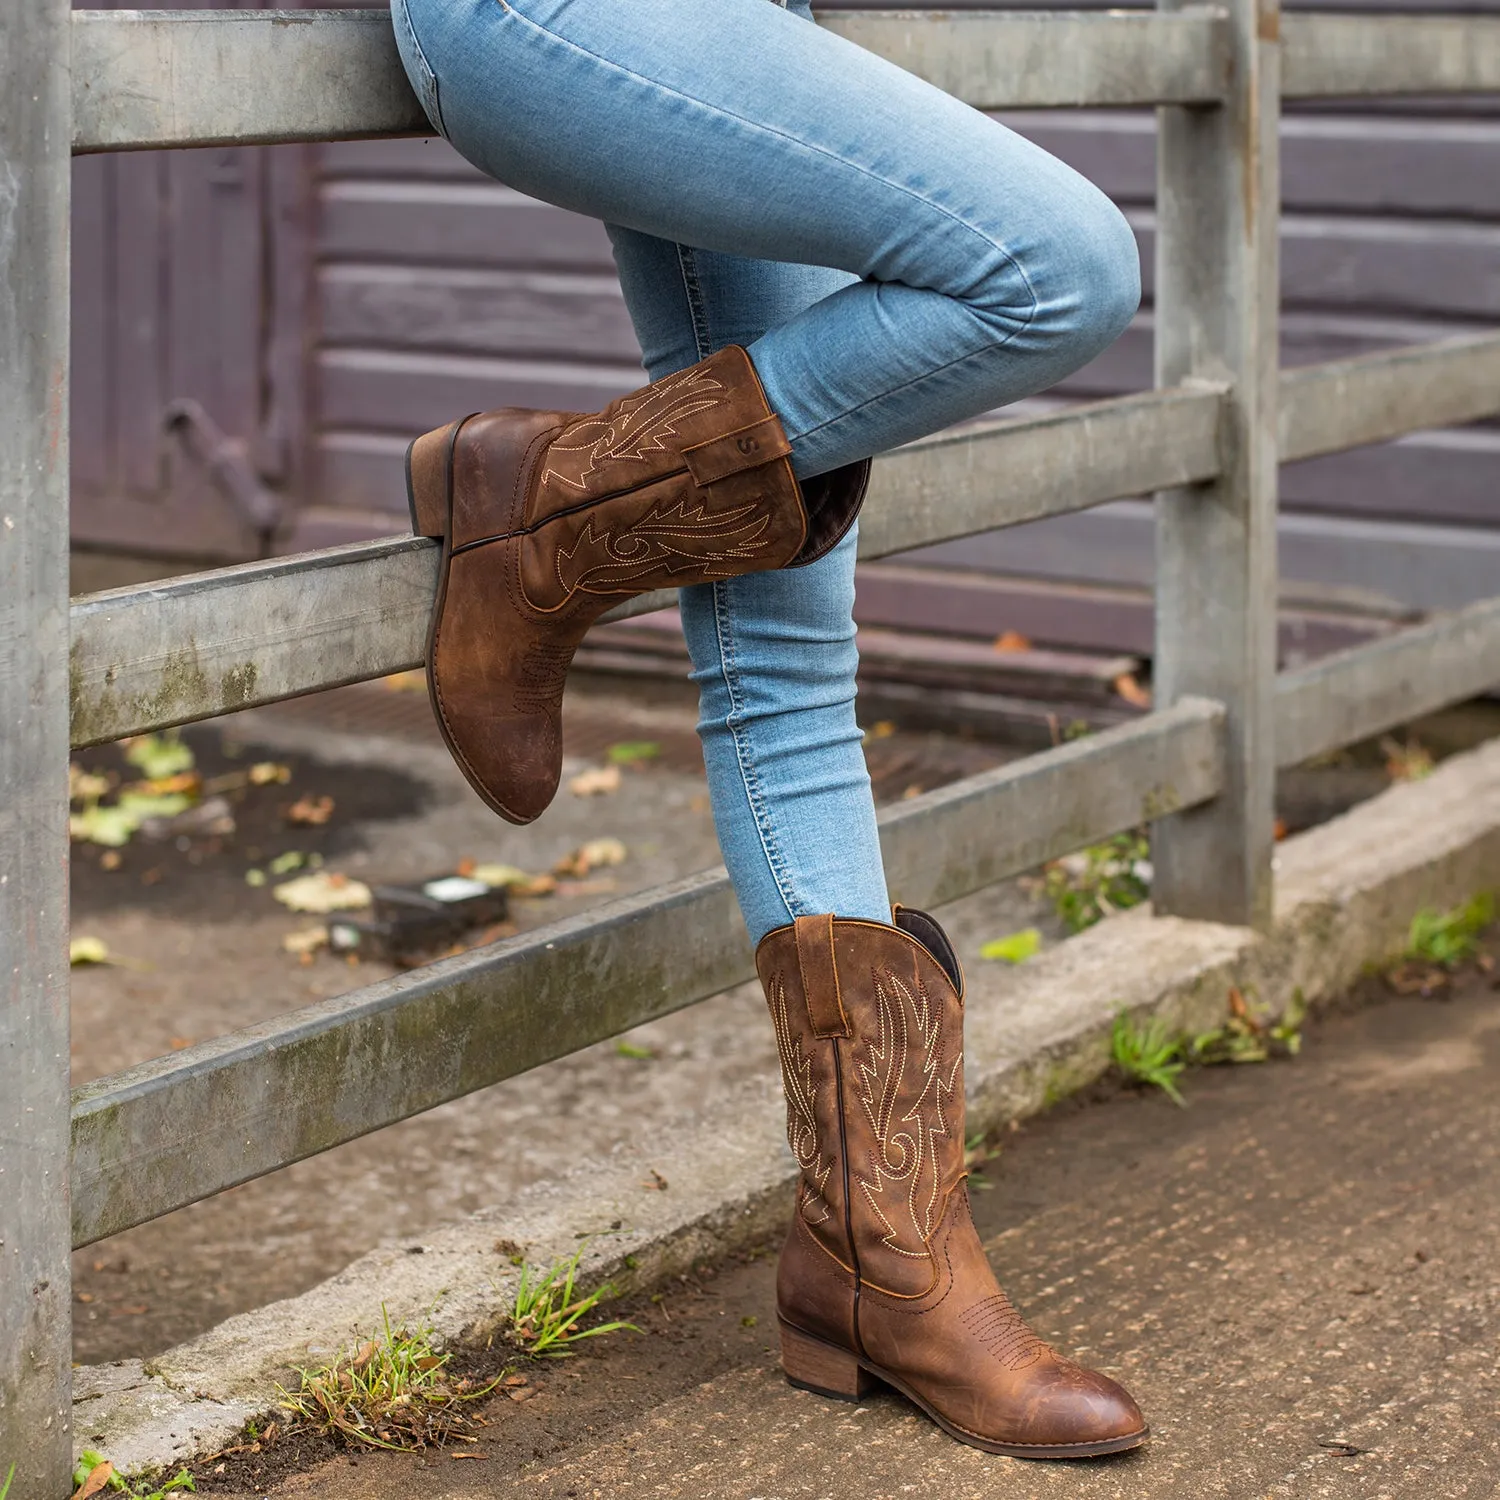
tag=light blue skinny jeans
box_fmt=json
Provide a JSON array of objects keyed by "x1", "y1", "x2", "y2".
[{"x1": 392, "y1": 0, "x2": 1141, "y2": 943}]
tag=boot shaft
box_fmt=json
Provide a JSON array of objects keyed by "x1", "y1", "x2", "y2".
[{"x1": 757, "y1": 911, "x2": 969, "y2": 1298}]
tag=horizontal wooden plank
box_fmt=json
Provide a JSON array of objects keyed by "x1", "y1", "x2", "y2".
[
  {"x1": 999, "y1": 109, "x2": 1500, "y2": 218},
  {"x1": 1279, "y1": 334, "x2": 1500, "y2": 462},
  {"x1": 1275, "y1": 596, "x2": 1500, "y2": 767},
  {"x1": 817, "y1": 8, "x2": 1230, "y2": 107},
  {"x1": 69, "y1": 386, "x2": 1222, "y2": 746},
  {"x1": 73, "y1": 8, "x2": 430, "y2": 153},
  {"x1": 74, "y1": 9, "x2": 1232, "y2": 155},
  {"x1": 69, "y1": 697, "x2": 1225, "y2": 1246},
  {"x1": 910, "y1": 499, "x2": 1500, "y2": 615},
  {"x1": 1284, "y1": 13, "x2": 1500, "y2": 98}
]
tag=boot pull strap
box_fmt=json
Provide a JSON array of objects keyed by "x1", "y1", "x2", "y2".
[
  {"x1": 793, "y1": 914, "x2": 853, "y2": 1039},
  {"x1": 682, "y1": 416, "x2": 793, "y2": 487}
]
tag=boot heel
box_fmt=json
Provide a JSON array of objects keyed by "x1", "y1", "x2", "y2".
[
  {"x1": 406, "y1": 422, "x2": 459, "y2": 539},
  {"x1": 779, "y1": 1320, "x2": 875, "y2": 1402}
]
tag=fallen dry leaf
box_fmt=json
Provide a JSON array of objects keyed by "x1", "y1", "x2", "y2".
[
  {"x1": 282, "y1": 925, "x2": 330, "y2": 956},
  {"x1": 168, "y1": 1037, "x2": 192, "y2": 1050},
  {"x1": 382, "y1": 669, "x2": 427, "y2": 693},
  {"x1": 1113, "y1": 672, "x2": 1153, "y2": 708},
  {"x1": 273, "y1": 871, "x2": 372, "y2": 914},
  {"x1": 553, "y1": 836, "x2": 628, "y2": 878},
  {"x1": 69, "y1": 936, "x2": 110, "y2": 967},
  {"x1": 285, "y1": 794, "x2": 335, "y2": 827},
  {"x1": 249, "y1": 761, "x2": 292, "y2": 786},
  {"x1": 568, "y1": 764, "x2": 622, "y2": 797},
  {"x1": 72, "y1": 1459, "x2": 114, "y2": 1500},
  {"x1": 993, "y1": 630, "x2": 1032, "y2": 653}
]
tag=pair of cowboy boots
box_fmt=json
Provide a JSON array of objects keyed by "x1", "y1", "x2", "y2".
[{"x1": 408, "y1": 351, "x2": 1146, "y2": 1456}]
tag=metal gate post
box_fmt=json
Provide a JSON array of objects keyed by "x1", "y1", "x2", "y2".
[
  {"x1": 1151, "y1": 0, "x2": 1281, "y2": 926},
  {"x1": 0, "y1": 0, "x2": 75, "y2": 1488}
]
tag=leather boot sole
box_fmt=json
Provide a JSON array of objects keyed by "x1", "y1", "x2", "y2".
[
  {"x1": 779, "y1": 1318, "x2": 1149, "y2": 1460},
  {"x1": 405, "y1": 421, "x2": 540, "y2": 825}
]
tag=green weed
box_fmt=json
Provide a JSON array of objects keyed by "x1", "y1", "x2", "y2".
[
  {"x1": 277, "y1": 1304, "x2": 501, "y2": 1451},
  {"x1": 510, "y1": 1243, "x2": 641, "y2": 1358},
  {"x1": 1405, "y1": 894, "x2": 1495, "y2": 968},
  {"x1": 1110, "y1": 1012, "x2": 1186, "y2": 1106},
  {"x1": 1044, "y1": 832, "x2": 1151, "y2": 933},
  {"x1": 71, "y1": 1451, "x2": 194, "y2": 1500},
  {"x1": 1, "y1": 1464, "x2": 12, "y2": 1500},
  {"x1": 978, "y1": 928, "x2": 1041, "y2": 964},
  {"x1": 1190, "y1": 986, "x2": 1306, "y2": 1065}
]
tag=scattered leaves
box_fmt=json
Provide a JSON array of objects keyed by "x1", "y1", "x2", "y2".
[
  {"x1": 69, "y1": 936, "x2": 111, "y2": 967},
  {"x1": 70, "y1": 1450, "x2": 194, "y2": 1500},
  {"x1": 286, "y1": 794, "x2": 335, "y2": 827},
  {"x1": 979, "y1": 928, "x2": 1041, "y2": 965},
  {"x1": 273, "y1": 871, "x2": 372, "y2": 914},
  {"x1": 1190, "y1": 985, "x2": 1306, "y2": 1065},
  {"x1": 268, "y1": 850, "x2": 307, "y2": 876},
  {"x1": 863, "y1": 720, "x2": 897, "y2": 742},
  {"x1": 614, "y1": 1040, "x2": 655, "y2": 1060},
  {"x1": 605, "y1": 741, "x2": 661, "y2": 765},
  {"x1": 992, "y1": 630, "x2": 1032, "y2": 653},
  {"x1": 1405, "y1": 893, "x2": 1494, "y2": 968},
  {"x1": 249, "y1": 761, "x2": 292, "y2": 786},
  {"x1": 553, "y1": 837, "x2": 628, "y2": 878},
  {"x1": 123, "y1": 732, "x2": 195, "y2": 781},
  {"x1": 568, "y1": 765, "x2": 622, "y2": 798},
  {"x1": 70, "y1": 765, "x2": 112, "y2": 802},
  {"x1": 283, "y1": 925, "x2": 330, "y2": 956}
]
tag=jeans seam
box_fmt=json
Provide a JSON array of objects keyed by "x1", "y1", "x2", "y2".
[
  {"x1": 487, "y1": 0, "x2": 1041, "y2": 358},
  {"x1": 674, "y1": 244, "x2": 714, "y2": 362},
  {"x1": 712, "y1": 579, "x2": 804, "y2": 927},
  {"x1": 394, "y1": 0, "x2": 448, "y2": 137}
]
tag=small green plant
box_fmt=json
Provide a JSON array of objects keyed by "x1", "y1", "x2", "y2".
[
  {"x1": 1111, "y1": 1012, "x2": 1186, "y2": 1106},
  {"x1": 1, "y1": 1464, "x2": 13, "y2": 1500},
  {"x1": 1044, "y1": 832, "x2": 1151, "y2": 933},
  {"x1": 277, "y1": 1305, "x2": 500, "y2": 1451},
  {"x1": 1405, "y1": 893, "x2": 1495, "y2": 968},
  {"x1": 606, "y1": 740, "x2": 661, "y2": 765},
  {"x1": 510, "y1": 1243, "x2": 641, "y2": 1358},
  {"x1": 71, "y1": 1452, "x2": 194, "y2": 1500},
  {"x1": 1190, "y1": 986, "x2": 1306, "y2": 1065}
]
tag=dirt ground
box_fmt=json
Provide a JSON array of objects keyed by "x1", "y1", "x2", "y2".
[
  {"x1": 186, "y1": 962, "x2": 1500, "y2": 1500},
  {"x1": 68, "y1": 683, "x2": 1041, "y2": 1365}
]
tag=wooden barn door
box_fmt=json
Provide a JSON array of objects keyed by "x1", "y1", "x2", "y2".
[{"x1": 70, "y1": 0, "x2": 313, "y2": 563}]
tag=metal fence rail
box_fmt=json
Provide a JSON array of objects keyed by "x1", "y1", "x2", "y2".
[{"x1": 4, "y1": 5, "x2": 1500, "y2": 1493}]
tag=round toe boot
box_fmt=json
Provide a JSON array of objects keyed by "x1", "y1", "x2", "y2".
[
  {"x1": 756, "y1": 908, "x2": 1149, "y2": 1458},
  {"x1": 406, "y1": 344, "x2": 867, "y2": 824}
]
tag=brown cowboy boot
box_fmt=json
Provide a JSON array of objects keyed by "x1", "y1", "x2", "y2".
[
  {"x1": 406, "y1": 345, "x2": 867, "y2": 824},
  {"x1": 756, "y1": 908, "x2": 1148, "y2": 1458}
]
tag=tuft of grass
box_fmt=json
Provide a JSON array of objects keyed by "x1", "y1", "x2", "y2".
[
  {"x1": 510, "y1": 1243, "x2": 641, "y2": 1358},
  {"x1": 1111, "y1": 1012, "x2": 1186, "y2": 1106},
  {"x1": 1405, "y1": 893, "x2": 1494, "y2": 968},
  {"x1": 1190, "y1": 986, "x2": 1306, "y2": 1065},
  {"x1": 277, "y1": 1305, "x2": 501, "y2": 1451},
  {"x1": 1043, "y1": 832, "x2": 1152, "y2": 933},
  {"x1": 71, "y1": 1451, "x2": 194, "y2": 1500}
]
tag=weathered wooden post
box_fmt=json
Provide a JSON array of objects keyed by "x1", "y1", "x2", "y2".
[
  {"x1": 0, "y1": 0, "x2": 75, "y2": 1489},
  {"x1": 1152, "y1": 0, "x2": 1281, "y2": 927}
]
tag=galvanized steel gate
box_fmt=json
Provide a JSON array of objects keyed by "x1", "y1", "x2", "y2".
[{"x1": 3, "y1": 4, "x2": 1500, "y2": 1492}]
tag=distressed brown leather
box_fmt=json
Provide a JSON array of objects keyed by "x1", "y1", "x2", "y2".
[
  {"x1": 414, "y1": 346, "x2": 863, "y2": 824},
  {"x1": 757, "y1": 909, "x2": 1149, "y2": 1457}
]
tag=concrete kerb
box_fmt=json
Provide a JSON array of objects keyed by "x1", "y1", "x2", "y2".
[{"x1": 75, "y1": 735, "x2": 1500, "y2": 1475}]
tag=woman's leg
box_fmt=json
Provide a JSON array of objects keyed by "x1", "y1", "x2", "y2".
[
  {"x1": 393, "y1": 0, "x2": 1140, "y2": 481},
  {"x1": 607, "y1": 228, "x2": 887, "y2": 942}
]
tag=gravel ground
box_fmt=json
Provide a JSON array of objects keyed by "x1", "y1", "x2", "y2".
[{"x1": 199, "y1": 963, "x2": 1500, "y2": 1500}]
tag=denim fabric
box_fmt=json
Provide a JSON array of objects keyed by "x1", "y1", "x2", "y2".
[{"x1": 392, "y1": 0, "x2": 1140, "y2": 941}]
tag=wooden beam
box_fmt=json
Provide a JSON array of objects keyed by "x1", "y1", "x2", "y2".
[
  {"x1": 70, "y1": 698, "x2": 1225, "y2": 1247},
  {"x1": 68, "y1": 385, "x2": 1222, "y2": 748}
]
